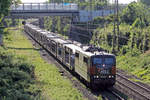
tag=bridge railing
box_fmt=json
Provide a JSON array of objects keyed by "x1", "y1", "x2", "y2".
[{"x1": 10, "y1": 3, "x2": 78, "y2": 11}]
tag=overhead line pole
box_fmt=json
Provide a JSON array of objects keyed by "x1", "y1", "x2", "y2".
[
  {"x1": 112, "y1": 0, "x2": 119, "y2": 53},
  {"x1": 112, "y1": 0, "x2": 116, "y2": 53},
  {"x1": 87, "y1": 0, "x2": 92, "y2": 44},
  {"x1": 116, "y1": 0, "x2": 119, "y2": 51}
]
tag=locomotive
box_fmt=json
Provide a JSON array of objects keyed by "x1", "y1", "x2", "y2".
[{"x1": 24, "y1": 24, "x2": 116, "y2": 88}]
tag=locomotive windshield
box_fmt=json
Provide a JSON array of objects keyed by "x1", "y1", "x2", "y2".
[
  {"x1": 92, "y1": 56, "x2": 115, "y2": 67},
  {"x1": 104, "y1": 58, "x2": 114, "y2": 65},
  {"x1": 93, "y1": 58, "x2": 102, "y2": 65}
]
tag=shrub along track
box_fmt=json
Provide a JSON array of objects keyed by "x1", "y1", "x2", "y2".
[
  {"x1": 23, "y1": 26, "x2": 125, "y2": 100},
  {"x1": 114, "y1": 70, "x2": 150, "y2": 100}
]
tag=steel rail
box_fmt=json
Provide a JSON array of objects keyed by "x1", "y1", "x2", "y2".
[
  {"x1": 116, "y1": 73, "x2": 150, "y2": 100},
  {"x1": 117, "y1": 73, "x2": 150, "y2": 93},
  {"x1": 107, "y1": 88, "x2": 125, "y2": 100}
]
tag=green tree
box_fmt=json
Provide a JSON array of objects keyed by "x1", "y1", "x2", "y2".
[
  {"x1": 0, "y1": 0, "x2": 21, "y2": 17},
  {"x1": 132, "y1": 18, "x2": 146, "y2": 28},
  {"x1": 0, "y1": 0, "x2": 11, "y2": 17},
  {"x1": 121, "y1": 2, "x2": 148, "y2": 25}
]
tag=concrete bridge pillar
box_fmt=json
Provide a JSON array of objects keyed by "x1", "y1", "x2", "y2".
[
  {"x1": 75, "y1": 16, "x2": 80, "y2": 22},
  {"x1": 39, "y1": 17, "x2": 45, "y2": 29},
  {"x1": 72, "y1": 14, "x2": 80, "y2": 23}
]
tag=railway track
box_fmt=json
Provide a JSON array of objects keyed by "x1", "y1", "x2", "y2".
[
  {"x1": 106, "y1": 88, "x2": 125, "y2": 100},
  {"x1": 91, "y1": 88, "x2": 125, "y2": 100},
  {"x1": 116, "y1": 73, "x2": 150, "y2": 100}
]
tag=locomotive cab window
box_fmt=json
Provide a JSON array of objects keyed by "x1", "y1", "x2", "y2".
[
  {"x1": 83, "y1": 57, "x2": 88, "y2": 64},
  {"x1": 104, "y1": 58, "x2": 114, "y2": 65},
  {"x1": 93, "y1": 58, "x2": 102, "y2": 65}
]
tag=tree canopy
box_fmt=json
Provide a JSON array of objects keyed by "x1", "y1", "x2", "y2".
[
  {"x1": 121, "y1": 2, "x2": 149, "y2": 26},
  {"x1": 0, "y1": 0, "x2": 21, "y2": 17},
  {"x1": 0, "y1": 0, "x2": 12, "y2": 17}
]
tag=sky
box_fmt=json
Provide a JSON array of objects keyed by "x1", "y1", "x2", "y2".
[{"x1": 21, "y1": 0, "x2": 137, "y2": 4}]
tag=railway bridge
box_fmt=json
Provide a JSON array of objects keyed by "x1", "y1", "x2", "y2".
[
  {"x1": 10, "y1": 3, "x2": 79, "y2": 17},
  {"x1": 8, "y1": 3, "x2": 79, "y2": 29}
]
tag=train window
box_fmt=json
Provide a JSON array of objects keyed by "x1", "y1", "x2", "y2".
[
  {"x1": 22, "y1": 21, "x2": 26, "y2": 25},
  {"x1": 58, "y1": 48, "x2": 62, "y2": 56},
  {"x1": 52, "y1": 43, "x2": 56, "y2": 53},
  {"x1": 83, "y1": 57, "x2": 88, "y2": 64},
  {"x1": 93, "y1": 58, "x2": 102, "y2": 65},
  {"x1": 65, "y1": 51, "x2": 69, "y2": 63},
  {"x1": 41, "y1": 36, "x2": 43, "y2": 40},
  {"x1": 75, "y1": 53, "x2": 79, "y2": 58},
  {"x1": 70, "y1": 54, "x2": 75, "y2": 67},
  {"x1": 104, "y1": 58, "x2": 114, "y2": 65}
]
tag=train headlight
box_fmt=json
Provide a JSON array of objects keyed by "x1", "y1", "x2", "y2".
[
  {"x1": 94, "y1": 75, "x2": 99, "y2": 78},
  {"x1": 109, "y1": 76, "x2": 111, "y2": 78}
]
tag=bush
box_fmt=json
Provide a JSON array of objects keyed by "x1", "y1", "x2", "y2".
[
  {"x1": 127, "y1": 46, "x2": 142, "y2": 57},
  {"x1": 0, "y1": 51, "x2": 41, "y2": 100},
  {"x1": 120, "y1": 46, "x2": 130, "y2": 55}
]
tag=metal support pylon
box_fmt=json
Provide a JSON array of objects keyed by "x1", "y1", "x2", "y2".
[{"x1": 112, "y1": 0, "x2": 119, "y2": 53}]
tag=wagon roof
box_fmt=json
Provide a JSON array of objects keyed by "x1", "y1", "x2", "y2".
[{"x1": 27, "y1": 24, "x2": 115, "y2": 57}]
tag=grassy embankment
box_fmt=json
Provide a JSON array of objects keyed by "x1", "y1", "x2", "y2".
[
  {"x1": 1, "y1": 26, "x2": 86, "y2": 100},
  {"x1": 117, "y1": 51, "x2": 150, "y2": 84}
]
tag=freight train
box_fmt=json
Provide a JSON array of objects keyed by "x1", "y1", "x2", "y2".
[{"x1": 24, "y1": 24, "x2": 116, "y2": 88}]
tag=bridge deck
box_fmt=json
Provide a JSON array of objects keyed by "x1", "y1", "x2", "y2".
[{"x1": 10, "y1": 3, "x2": 79, "y2": 17}]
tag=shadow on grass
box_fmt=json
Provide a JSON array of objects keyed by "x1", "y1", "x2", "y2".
[{"x1": 6, "y1": 46, "x2": 43, "y2": 51}]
